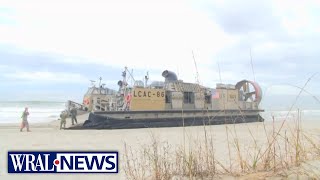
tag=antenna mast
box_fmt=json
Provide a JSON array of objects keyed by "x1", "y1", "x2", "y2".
[
  {"x1": 250, "y1": 47, "x2": 256, "y2": 82},
  {"x1": 217, "y1": 61, "x2": 222, "y2": 83},
  {"x1": 90, "y1": 80, "x2": 96, "y2": 87},
  {"x1": 144, "y1": 71, "x2": 149, "y2": 87},
  {"x1": 192, "y1": 50, "x2": 200, "y2": 85},
  {"x1": 99, "y1": 77, "x2": 102, "y2": 87}
]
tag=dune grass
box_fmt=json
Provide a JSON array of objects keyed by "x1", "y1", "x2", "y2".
[
  {"x1": 123, "y1": 74, "x2": 320, "y2": 179},
  {"x1": 122, "y1": 110, "x2": 320, "y2": 179}
]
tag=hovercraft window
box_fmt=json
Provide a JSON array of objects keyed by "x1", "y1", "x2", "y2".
[
  {"x1": 205, "y1": 95, "x2": 211, "y2": 104},
  {"x1": 165, "y1": 91, "x2": 172, "y2": 103},
  {"x1": 184, "y1": 92, "x2": 194, "y2": 104}
]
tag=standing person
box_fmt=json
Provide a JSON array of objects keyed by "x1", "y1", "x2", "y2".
[
  {"x1": 20, "y1": 107, "x2": 31, "y2": 132},
  {"x1": 59, "y1": 110, "x2": 68, "y2": 130},
  {"x1": 70, "y1": 106, "x2": 78, "y2": 125}
]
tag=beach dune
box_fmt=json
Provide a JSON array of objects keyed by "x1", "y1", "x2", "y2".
[{"x1": 0, "y1": 113, "x2": 320, "y2": 180}]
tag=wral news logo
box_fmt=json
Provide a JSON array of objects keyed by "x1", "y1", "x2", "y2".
[{"x1": 8, "y1": 151, "x2": 118, "y2": 173}]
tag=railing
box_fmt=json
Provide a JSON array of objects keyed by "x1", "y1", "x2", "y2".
[{"x1": 66, "y1": 100, "x2": 88, "y2": 112}]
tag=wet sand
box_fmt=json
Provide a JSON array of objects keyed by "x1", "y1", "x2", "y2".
[{"x1": 0, "y1": 114, "x2": 319, "y2": 180}]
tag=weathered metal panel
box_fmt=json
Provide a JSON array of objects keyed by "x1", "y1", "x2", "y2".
[
  {"x1": 239, "y1": 101, "x2": 246, "y2": 110},
  {"x1": 194, "y1": 92, "x2": 205, "y2": 109},
  {"x1": 225, "y1": 89, "x2": 239, "y2": 109},
  {"x1": 227, "y1": 89, "x2": 238, "y2": 102},
  {"x1": 212, "y1": 89, "x2": 240, "y2": 110},
  {"x1": 218, "y1": 89, "x2": 227, "y2": 109},
  {"x1": 165, "y1": 103, "x2": 172, "y2": 110},
  {"x1": 131, "y1": 88, "x2": 165, "y2": 100},
  {"x1": 246, "y1": 102, "x2": 252, "y2": 109},
  {"x1": 226, "y1": 102, "x2": 238, "y2": 110},
  {"x1": 183, "y1": 104, "x2": 195, "y2": 110},
  {"x1": 211, "y1": 100, "x2": 220, "y2": 110},
  {"x1": 130, "y1": 88, "x2": 165, "y2": 110},
  {"x1": 171, "y1": 92, "x2": 183, "y2": 109},
  {"x1": 174, "y1": 82, "x2": 202, "y2": 92}
]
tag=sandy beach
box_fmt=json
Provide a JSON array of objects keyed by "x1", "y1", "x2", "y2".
[{"x1": 0, "y1": 113, "x2": 320, "y2": 180}]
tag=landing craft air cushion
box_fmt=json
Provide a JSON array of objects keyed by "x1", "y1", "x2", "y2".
[{"x1": 66, "y1": 67, "x2": 264, "y2": 129}]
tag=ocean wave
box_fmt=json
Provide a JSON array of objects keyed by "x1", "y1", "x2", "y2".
[
  {"x1": 0, "y1": 107, "x2": 65, "y2": 113},
  {"x1": 0, "y1": 101, "x2": 65, "y2": 104},
  {"x1": 261, "y1": 109, "x2": 320, "y2": 121},
  {"x1": 0, "y1": 101, "x2": 66, "y2": 108},
  {"x1": 0, "y1": 102, "x2": 66, "y2": 123}
]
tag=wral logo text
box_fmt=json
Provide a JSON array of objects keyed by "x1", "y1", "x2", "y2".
[{"x1": 8, "y1": 151, "x2": 118, "y2": 173}]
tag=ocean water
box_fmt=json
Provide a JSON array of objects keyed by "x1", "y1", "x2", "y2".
[
  {"x1": 261, "y1": 109, "x2": 320, "y2": 122},
  {"x1": 0, "y1": 101, "x2": 318, "y2": 124},
  {"x1": 0, "y1": 101, "x2": 66, "y2": 123}
]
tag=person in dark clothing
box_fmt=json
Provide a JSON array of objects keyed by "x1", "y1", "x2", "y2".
[
  {"x1": 59, "y1": 110, "x2": 68, "y2": 130},
  {"x1": 20, "y1": 107, "x2": 31, "y2": 132},
  {"x1": 70, "y1": 106, "x2": 78, "y2": 125}
]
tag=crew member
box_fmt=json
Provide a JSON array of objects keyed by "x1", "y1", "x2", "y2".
[
  {"x1": 20, "y1": 107, "x2": 31, "y2": 132},
  {"x1": 70, "y1": 106, "x2": 78, "y2": 125},
  {"x1": 59, "y1": 110, "x2": 68, "y2": 130}
]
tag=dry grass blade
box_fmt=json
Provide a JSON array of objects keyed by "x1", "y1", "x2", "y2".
[{"x1": 122, "y1": 74, "x2": 320, "y2": 179}]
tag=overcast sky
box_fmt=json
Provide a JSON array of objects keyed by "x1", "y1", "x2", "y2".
[{"x1": 0, "y1": 0, "x2": 319, "y2": 108}]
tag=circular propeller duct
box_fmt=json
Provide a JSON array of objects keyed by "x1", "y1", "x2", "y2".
[{"x1": 235, "y1": 80, "x2": 262, "y2": 103}]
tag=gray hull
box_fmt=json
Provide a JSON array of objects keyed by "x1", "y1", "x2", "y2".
[{"x1": 67, "y1": 109, "x2": 264, "y2": 130}]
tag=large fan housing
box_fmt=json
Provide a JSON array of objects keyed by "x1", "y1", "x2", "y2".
[{"x1": 235, "y1": 80, "x2": 262, "y2": 103}]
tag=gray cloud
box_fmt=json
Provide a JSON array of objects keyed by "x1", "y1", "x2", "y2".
[
  {"x1": 196, "y1": 0, "x2": 320, "y2": 98},
  {"x1": 204, "y1": 0, "x2": 285, "y2": 36},
  {"x1": 201, "y1": 0, "x2": 320, "y2": 52},
  {"x1": 1, "y1": 0, "x2": 319, "y2": 106}
]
